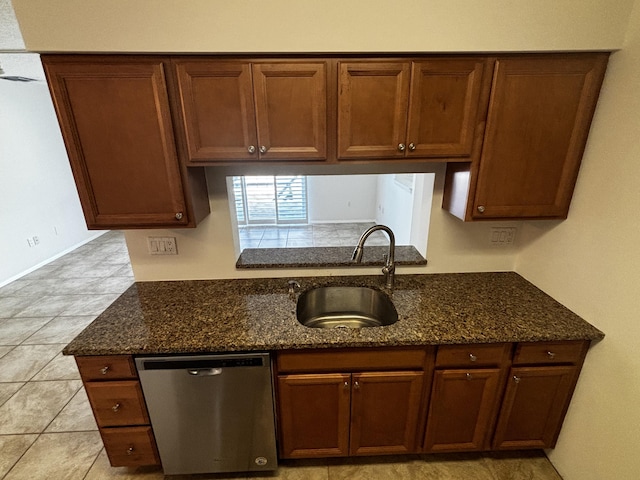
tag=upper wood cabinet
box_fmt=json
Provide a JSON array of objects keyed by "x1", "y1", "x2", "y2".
[
  {"x1": 43, "y1": 56, "x2": 209, "y2": 229},
  {"x1": 173, "y1": 60, "x2": 327, "y2": 163},
  {"x1": 337, "y1": 58, "x2": 492, "y2": 160},
  {"x1": 444, "y1": 53, "x2": 609, "y2": 220}
]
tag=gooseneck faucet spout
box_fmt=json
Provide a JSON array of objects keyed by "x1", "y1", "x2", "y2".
[{"x1": 351, "y1": 225, "x2": 396, "y2": 289}]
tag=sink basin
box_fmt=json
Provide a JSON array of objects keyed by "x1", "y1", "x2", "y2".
[{"x1": 296, "y1": 286, "x2": 398, "y2": 329}]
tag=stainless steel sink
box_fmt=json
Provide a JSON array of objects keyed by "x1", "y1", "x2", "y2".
[{"x1": 296, "y1": 286, "x2": 398, "y2": 329}]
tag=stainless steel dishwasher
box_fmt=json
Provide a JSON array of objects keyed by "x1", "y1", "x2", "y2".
[{"x1": 135, "y1": 353, "x2": 277, "y2": 475}]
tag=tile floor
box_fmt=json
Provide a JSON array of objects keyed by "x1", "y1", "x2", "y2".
[
  {"x1": 238, "y1": 223, "x2": 391, "y2": 250},
  {"x1": 0, "y1": 231, "x2": 563, "y2": 480}
]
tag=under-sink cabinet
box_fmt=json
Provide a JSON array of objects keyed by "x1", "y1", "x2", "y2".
[
  {"x1": 75, "y1": 355, "x2": 160, "y2": 467},
  {"x1": 275, "y1": 347, "x2": 433, "y2": 458}
]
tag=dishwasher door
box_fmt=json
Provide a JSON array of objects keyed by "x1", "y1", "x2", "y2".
[{"x1": 135, "y1": 353, "x2": 277, "y2": 475}]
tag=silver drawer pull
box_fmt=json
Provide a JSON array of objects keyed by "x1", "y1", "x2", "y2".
[
  {"x1": 127, "y1": 446, "x2": 134, "y2": 455},
  {"x1": 100, "y1": 366, "x2": 109, "y2": 375},
  {"x1": 466, "y1": 373, "x2": 473, "y2": 380},
  {"x1": 513, "y1": 375, "x2": 521, "y2": 384},
  {"x1": 469, "y1": 354, "x2": 477, "y2": 362},
  {"x1": 112, "y1": 403, "x2": 121, "y2": 412},
  {"x1": 547, "y1": 351, "x2": 556, "y2": 359}
]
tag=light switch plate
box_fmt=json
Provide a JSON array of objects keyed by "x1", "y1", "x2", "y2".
[{"x1": 147, "y1": 236, "x2": 178, "y2": 255}]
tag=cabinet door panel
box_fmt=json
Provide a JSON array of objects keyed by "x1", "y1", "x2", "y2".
[
  {"x1": 493, "y1": 366, "x2": 577, "y2": 449},
  {"x1": 101, "y1": 426, "x2": 160, "y2": 467},
  {"x1": 277, "y1": 373, "x2": 351, "y2": 458},
  {"x1": 85, "y1": 381, "x2": 150, "y2": 427},
  {"x1": 407, "y1": 59, "x2": 488, "y2": 157},
  {"x1": 253, "y1": 62, "x2": 327, "y2": 160},
  {"x1": 174, "y1": 61, "x2": 258, "y2": 161},
  {"x1": 338, "y1": 62, "x2": 410, "y2": 158},
  {"x1": 350, "y1": 371, "x2": 423, "y2": 456},
  {"x1": 473, "y1": 54, "x2": 608, "y2": 218},
  {"x1": 44, "y1": 60, "x2": 189, "y2": 228},
  {"x1": 424, "y1": 369, "x2": 502, "y2": 452}
]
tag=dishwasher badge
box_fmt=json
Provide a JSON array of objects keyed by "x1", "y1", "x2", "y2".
[{"x1": 255, "y1": 457, "x2": 268, "y2": 466}]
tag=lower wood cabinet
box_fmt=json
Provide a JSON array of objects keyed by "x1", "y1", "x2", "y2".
[
  {"x1": 276, "y1": 347, "x2": 432, "y2": 458},
  {"x1": 75, "y1": 355, "x2": 160, "y2": 467}
]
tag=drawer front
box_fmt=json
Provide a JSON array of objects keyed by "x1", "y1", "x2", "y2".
[
  {"x1": 277, "y1": 347, "x2": 430, "y2": 373},
  {"x1": 85, "y1": 381, "x2": 149, "y2": 427},
  {"x1": 513, "y1": 341, "x2": 587, "y2": 365},
  {"x1": 76, "y1": 355, "x2": 137, "y2": 381},
  {"x1": 101, "y1": 426, "x2": 160, "y2": 467},
  {"x1": 435, "y1": 344, "x2": 511, "y2": 368}
]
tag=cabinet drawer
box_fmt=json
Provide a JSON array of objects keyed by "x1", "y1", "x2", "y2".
[
  {"x1": 76, "y1": 355, "x2": 137, "y2": 381},
  {"x1": 85, "y1": 381, "x2": 149, "y2": 427},
  {"x1": 277, "y1": 347, "x2": 430, "y2": 373},
  {"x1": 101, "y1": 426, "x2": 160, "y2": 467},
  {"x1": 513, "y1": 341, "x2": 587, "y2": 365},
  {"x1": 435, "y1": 344, "x2": 511, "y2": 368}
]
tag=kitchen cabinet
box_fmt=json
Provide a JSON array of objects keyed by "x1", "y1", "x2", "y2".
[
  {"x1": 492, "y1": 341, "x2": 588, "y2": 449},
  {"x1": 423, "y1": 344, "x2": 511, "y2": 452},
  {"x1": 173, "y1": 59, "x2": 327, "y2": 162},
  {"x1": 337, "y1": 58, "x2": 492, "y2": 160},
  {"x1": 443, "y1": 53, "x2": 609, "y2": 220},
  {"x1": 276, "y1": 347, "x2": 431, "y2": 458},
  {"x1": 75, "y1": 355, "x2": 160, "y2": 467},
  {"x1": 42, "y1": 56, "x2": 210, "y2": 229}
]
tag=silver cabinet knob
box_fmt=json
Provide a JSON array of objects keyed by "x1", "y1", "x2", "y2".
[
  {"x1": 343, "y1": 381, "x2": 349, "y2": 389},
  {"x1": 397, "y1": 143, "x2": 406, "y2": 152},
  {"x1": 513, "y1": 375, "x2": 521, "y2": 384},
  {"x1": 248, "y1": 145, "x2": 256, "y2": 154},
  {"x1": 408, "y1": 142, "x2": 416, "y2": 151},
  {"x1": 175, "y1": 212, "x2": 183, "y2": 220},
  {"x1": 466, "y1": 373, "x2": 473, "y2": 380},
  {"x1": 126, "y1": 446, "x2": 134, "y2": 456},
  {"x1": 547, "y1": 351, "x2": 556, "y2": 359},
  {"x1": 354, "y1": 381, "x2": 360, "y2": 389},
  {"x1": 477, "y1": 205, "x2": 485, "y2": 213},
  {"x1": 112, "y1": 403, "x2": 121, "y2": 412},
  {"x1": 100, "y1": 366, "x2": 109, "y2": 375},
  {"x1": 469, "y1": 353, "x2": 477, "y2": 362},
  {"x1": 259, "y1": 145, "x2": 267, "y2": 154}
]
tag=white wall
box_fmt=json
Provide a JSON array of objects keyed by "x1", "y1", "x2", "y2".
[
  {"x1": 0, "y1": 55, "x2": 99, "y2": 286},
  {"x1": 11, "y1": 0, "x2": 634, "y2": 53},
  {"x1": 307, "y1": 175, "x2": 376, "y2": 223},
  {"x1": 375, "y1": 174, "x2": 414, "y2": 245},
  {"x1": 514, "y1": 3, "x2": 640, "y2": 479}
]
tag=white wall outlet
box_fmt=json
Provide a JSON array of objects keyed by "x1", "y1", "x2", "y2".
[
  {"x1": 26, "y1": 236, "x2": 40, "y2": 247},
  {"x1": 490, "y1": 227, "x2": 516, "y2": 247},
  {"x1": 26, "y1": 238, "x2": 34, "y2": 247},
  {"x1": 147, "y1": 236, "x2": 178, "y2": 255}
]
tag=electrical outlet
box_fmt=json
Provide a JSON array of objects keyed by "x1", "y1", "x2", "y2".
[
  {"x1": 26, "y1": 238, "x2": 34, "y2": 247},
  {"x1": 147, "y1": 236, "x2": 178, "y2": 255},
  {"x1": 33, "y1": 236, "x2": 40, "y2": 246},
  {"x1": 490, "y1": 227, "x2": 516, "y2": 247}
]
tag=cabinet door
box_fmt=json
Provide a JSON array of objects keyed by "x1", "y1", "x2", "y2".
[
  {"x1": 350, "y1": 371, "x2": 423, "y2": 456},
  {"x1": 424, "y1": 369, "x2": 502, "y2": 452},
  {"x1": 338, "y1": 61, "x2": 410, "y2": 159},
  {"x1": 492, "y1": 366, "x2": 577, "y2": 449},
  {"x1": 44, "y1": 58, "x2": 191, "y2": 228},
  {"x1": 277, "y1": 373, "x2": 351, "y2": 458},
  {"x1": 253, "y1": 62, "x2": 327, "y2": 160},
  {"x1": 407, "y1": 58, "x2": 489, "y2": 157},
  {"x1": 174, "y1": 60, "x2": 258, "y2": 161},
  {"x1": 473, "y1": 54, "x2": 608, "y2": 219}
]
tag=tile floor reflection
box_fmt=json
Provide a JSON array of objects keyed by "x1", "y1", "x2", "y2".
[{"x1": 0, "y1": 231, "x2": 563, "y2": 479}]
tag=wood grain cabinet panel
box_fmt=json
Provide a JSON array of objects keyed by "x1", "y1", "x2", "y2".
[
  {"x1": 85, "y1": 381, "x2": 150, "y2": 427},
  {"x1": 75, "y1": 355, "x2": 137, "y2": 382},
  {"x1": 173, "y1": 59, "x2": 327, "y2": 162},
  {"x1": 100, "y1": 426, "x2": 160, "y2": 467},
  {"x1": 42, "y1": 56, "x2": 209, "y2": 229},
  {"x1": 338, "y1": 58, "x2": 491, "y2": 160}
]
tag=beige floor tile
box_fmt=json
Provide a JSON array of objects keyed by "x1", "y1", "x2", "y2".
[
  {"x1": 483, "y1": 451, "x2": 563, "y2": 480},
  {"x1": 0, "y1": 344, "x2": 64, "y2": 382},
  {"x1": 0, "y1": 434, "x2": 38, "y2": 478},
  {"x1": 46, "y1": 386, "x2": 98, "y2": 432},
  {"x1": 4, "y1": 431, "x2": 103, "y2": 480},
  {"x1": 31, "y1": 352, "x2": 81, "y2": 381},
  {"x1": 0, "y1": 382, "x2": 24, "y2": 406},
  {"x1": 0, "y1": 317, "x2": 53, "y2": 345},
  {"x1": 60, "y1": 294, "x2": 122, "y2": 316},
  {"x1": 0, "y1": 296, "x2": 37, "y2": 318},
  {"x1": 0, "y1": 345, "x2": 13, "y2": 358},
  {"x1": 84, "y1": 449, "x2": 165, "y2": 479},
  {"x1": 23, "y1": 315, "x2": 95, "y2": 344},
  {"x1": 0, "y1": 380, "x2": 81, "y2": 434}
]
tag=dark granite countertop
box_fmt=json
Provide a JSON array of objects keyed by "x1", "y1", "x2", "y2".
[
  {"x1": 63, "y1": 272, "x2": 604, "y2": 356},
  {"x1": 236, "y1": 246, "x2": 427, "y2": 269}
]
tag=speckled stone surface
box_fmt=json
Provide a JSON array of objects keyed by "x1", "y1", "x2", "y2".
[
  {"x1": 63, "y1": 272, "x2": 604, "y2": 356},
  {"x1": 235, "y1": 246, "x2": 427, "y2": 268}
]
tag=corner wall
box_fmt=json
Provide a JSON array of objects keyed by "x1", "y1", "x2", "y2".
[{"x1": 515, "y1": 3, "x2": 640, "y2": 478}]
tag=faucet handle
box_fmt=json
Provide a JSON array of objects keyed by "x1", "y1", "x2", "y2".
[{"x1": 288, "y1": 280, "x2": 301, "y2": 300}]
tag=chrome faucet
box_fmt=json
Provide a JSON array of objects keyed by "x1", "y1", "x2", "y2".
[{"x1": 351, "y1": 225, "x2": 396, "y2": 289}]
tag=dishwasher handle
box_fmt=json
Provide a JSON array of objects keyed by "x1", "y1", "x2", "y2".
[{"x1": 187, "y1": 368, "x2": 223, "y2": 376}]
